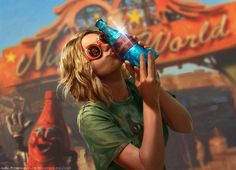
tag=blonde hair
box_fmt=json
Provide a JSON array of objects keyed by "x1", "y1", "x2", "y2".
[{"x1": 57, "y1": 29, "x2": 129, "y2": 105}]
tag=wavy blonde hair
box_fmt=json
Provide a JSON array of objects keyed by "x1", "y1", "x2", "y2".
[{"x1": 57, "y1": 29, "x2": 129, "y2": 105}]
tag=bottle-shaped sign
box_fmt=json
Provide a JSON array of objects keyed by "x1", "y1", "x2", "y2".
[
  {"x1": 95, "y1": 19, "x2": 159, "y2": 67},
  {"x1": 25, "y1": 90, "x2": 71, "y2": 170}
]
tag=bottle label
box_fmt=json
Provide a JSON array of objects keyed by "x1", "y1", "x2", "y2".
[{"x1": 113, "y1": 35, "x2": 134, "y2": 59}]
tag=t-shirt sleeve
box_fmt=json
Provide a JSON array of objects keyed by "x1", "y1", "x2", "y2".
[{"x1": 78, "y1": 103, "x2": 131, "y2": 170}]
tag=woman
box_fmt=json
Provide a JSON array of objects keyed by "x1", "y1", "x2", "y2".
[{"x1": 58, "y1": 29, "x2": 193, "y2": 170}]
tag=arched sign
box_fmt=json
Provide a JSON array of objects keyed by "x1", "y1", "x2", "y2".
[{"x1": 0, "y1": 0, "x2": 236, "y2": 92}]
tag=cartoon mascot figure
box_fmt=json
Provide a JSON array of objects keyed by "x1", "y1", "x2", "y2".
[{"x1": 6, "y1": 90, "x2": 78, "y2": 170}]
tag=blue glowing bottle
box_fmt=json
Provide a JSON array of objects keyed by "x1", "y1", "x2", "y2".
[{"x1": 95, "y1": 19, "x2": 159, "y2": 67}]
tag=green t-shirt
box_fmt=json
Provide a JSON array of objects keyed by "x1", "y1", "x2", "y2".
[{"x1": 78, "y1": 79, "x2": 169, "y2": 170}]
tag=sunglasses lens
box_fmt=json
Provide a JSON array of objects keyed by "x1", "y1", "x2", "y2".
[{"x1": 87, "y1": 45, "x2": 101, "y2": 58}]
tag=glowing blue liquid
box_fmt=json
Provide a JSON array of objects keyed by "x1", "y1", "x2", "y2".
[{"x1": 124, "y1": 44, "x2": 158, "y2": 67}]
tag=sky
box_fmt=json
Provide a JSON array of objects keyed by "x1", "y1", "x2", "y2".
[{"x1": 0, "y1": 0, "x2": 234, "y2": 75}]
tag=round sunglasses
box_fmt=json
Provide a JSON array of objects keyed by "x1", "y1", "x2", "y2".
[{"x1": 85, "y1": 34, "x2": 108, "y2": 61}]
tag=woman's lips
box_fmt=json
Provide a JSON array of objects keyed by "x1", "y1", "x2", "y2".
[{"x1": 111, "y1": 51, "x2": 115, "y2": 56}]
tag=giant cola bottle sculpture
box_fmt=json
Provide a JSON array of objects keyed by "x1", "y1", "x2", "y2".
[
  {"x1": 25, "y1": 90, "x2": 71, "y2": 169},
  {"x1": 95, "y1": 19, "x2": 159, "y2": 67}
]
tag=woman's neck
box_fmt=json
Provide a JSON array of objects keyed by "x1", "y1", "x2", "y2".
[{"x1": 100, "y1": 70, "x2": 129, "y2": 101}]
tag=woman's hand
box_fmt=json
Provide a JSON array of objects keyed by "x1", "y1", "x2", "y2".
[{"x1": 125, "y1": 52, "x2": 161, "y2": 108}]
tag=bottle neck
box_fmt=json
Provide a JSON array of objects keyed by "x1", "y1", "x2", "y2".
[{"x1": 101, "y1": 27, "x2": 122, "y2": 45}]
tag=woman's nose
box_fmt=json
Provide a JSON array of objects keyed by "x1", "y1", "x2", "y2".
[
  {"x1": 101, "y1": 43, "x2": 110, "y2": 52},
  {"x1": 97, "y1": 39, "x2": 110, "y2": 52}
]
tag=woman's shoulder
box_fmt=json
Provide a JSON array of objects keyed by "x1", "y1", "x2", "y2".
[
  {"x1": 78, "y1": 102, "x2": 112, "y2": 122},
  {"x1": 77, "y1": 102, "x2": 115, "y2": 133},
  {"x1": 80, "y1": 101, "x2": 106, "y2": 112}
]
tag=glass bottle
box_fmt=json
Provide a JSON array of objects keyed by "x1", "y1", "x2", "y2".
[{"x1": 95, "y1": 19, "x2": 159, "y2": 67}]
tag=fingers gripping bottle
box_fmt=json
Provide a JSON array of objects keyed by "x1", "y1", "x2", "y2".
[{"x1": 95, "y1": 19, "x2": 159, "y2": 67}]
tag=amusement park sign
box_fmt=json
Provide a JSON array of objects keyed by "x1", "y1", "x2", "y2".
[
  {"x1": 138, "y1": 15, "x2": 229, "y2": 54},
  {"x1": 14, "y1": 14, "x2": 232, "y2": 77}
]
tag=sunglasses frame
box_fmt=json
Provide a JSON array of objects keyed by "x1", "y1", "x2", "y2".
[
  {"x1": 85, "y1": 44, "x2": 103, "y2": 61},
  {"x1": 84, "y1": 34, "x2": 108, "y2": 61}
]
